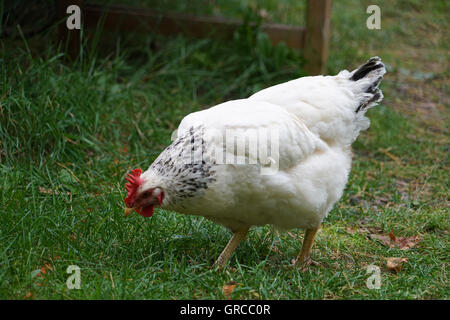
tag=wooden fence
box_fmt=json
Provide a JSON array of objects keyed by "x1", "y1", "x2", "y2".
[{"x1": 58, "y1": 0, "x2": 331, "y2": 74}]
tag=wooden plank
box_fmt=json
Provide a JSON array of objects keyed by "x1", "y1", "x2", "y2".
[
  {"x1": 58, "y1": 0, "x2": 83, "y2": 60},
  {"x1": 304, "y1": 0, "x2": 332, "y2": 75},
  {"x1": 83, "y1": 4, "x2": 305, "y2": 49}
]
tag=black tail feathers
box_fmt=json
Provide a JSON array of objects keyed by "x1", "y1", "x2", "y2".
[
  {"x1": 350, "y1": 56, "x2": 385, "y2": 81},
  {"x1": 350, "y1": 57, "x2": 386, "y2": 113}
]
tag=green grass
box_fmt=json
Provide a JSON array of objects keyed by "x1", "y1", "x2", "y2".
[{"x1": 0, "y1": 0, "x2": 448, "y2": 299}]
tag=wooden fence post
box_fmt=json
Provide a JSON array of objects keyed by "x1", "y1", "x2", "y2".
[
  {"x1": 304, "y1": 0, "x2": 332, "y2": 75},
  {"x1": 58, "y1": 0, "x2": 83, "y2": 60}
]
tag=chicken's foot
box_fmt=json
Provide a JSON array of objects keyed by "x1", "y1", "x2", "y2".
[
  {"x1": 294, "y1": 226, "x2": 320, "y2": 271},
  {"x1": 214, "y1": 227, "x2": 249, "y2": 268}
]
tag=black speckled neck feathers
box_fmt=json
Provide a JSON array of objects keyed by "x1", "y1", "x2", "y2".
[{"x1": 149, "y1": 125, "x2": 216, "y2": 208}]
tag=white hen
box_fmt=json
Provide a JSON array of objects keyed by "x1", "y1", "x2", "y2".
[{"x1": 124, "y1": 57, "x2": 386, "y2": 268}]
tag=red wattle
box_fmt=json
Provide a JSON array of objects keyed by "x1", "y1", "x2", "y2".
[{"x1": 138, "y1": 205, "x2": 154, "y2": 217}]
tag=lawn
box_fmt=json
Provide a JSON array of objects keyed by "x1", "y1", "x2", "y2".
[{"x1": 0, "y1": 0, "x2": 448, "y2": 299}]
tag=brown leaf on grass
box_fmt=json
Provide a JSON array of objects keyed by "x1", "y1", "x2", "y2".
[
  {"x1": 357, "y1": 223, "x2": 384, "y2": 235},
  {"x1": 386, "y1": 257, "x2": 408, "y2": 272},
  {"x1": 388, "y1": 231, "x2": 396, "y2": 242},
  {"x1": 369, "y1": 233, "x2": 392, "y2": 246},
  {"x1": 346, "y1": 225, "x2": 382, "y2": 237},
  {"x1": 396, "y1": 235, "x2": 421, "y2": 250},
  {"x1": 381, "y1": 231, "x2": 421, "y2": 250},
  {"x1": 222, "y1": 281, "x2": 237, "y2": 298},
  {"x1": 348, "y1": 226, "x2": 421, "y2": 250},
  {"x1": 374, "y1": 196, "x2": 390, "y2": 206},
  {"x1": 33, "y1": 259, "x2": 58, "y2": 288}
]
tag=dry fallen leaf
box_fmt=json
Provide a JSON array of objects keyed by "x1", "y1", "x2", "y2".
[
  {"x1": 388, "y1": 231, "x2": 396, "y2": 242},
  {"x1": 222, "y1": 281, "x2": 237, "y2": 298},
  {"x1": 386, "y1": 257, "x2": 408, "y2": 272},
  {"x1": 33, "y1": 259, "x2": 58, "y2": 288},
  {"x1": 347, "y1": 226, "x2": 421, "y2": 250},
  {"x1": 396, "y1": 235, "x2": 421, "y2": 250},
  {"x1": 370, "y1": 233, "x2": 392, "y2": 246}
]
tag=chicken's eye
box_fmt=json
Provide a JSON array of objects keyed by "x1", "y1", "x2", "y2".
[{"x1": 142, "y1": 191, "x2": 152, "y2": 198}]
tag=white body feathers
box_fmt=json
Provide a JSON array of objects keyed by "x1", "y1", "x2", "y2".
[{"x1": 142, "y1": 57, "x2": 386, "y2": 231}]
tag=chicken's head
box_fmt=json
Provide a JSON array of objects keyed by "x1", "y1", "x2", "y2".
[{"x1": 124, "y1": 168, "x2": 164, "y2": 217}]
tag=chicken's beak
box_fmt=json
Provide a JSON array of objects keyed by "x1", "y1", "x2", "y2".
[{"x1": 124, "y1": 207, "x2": 136, "y2": 217}]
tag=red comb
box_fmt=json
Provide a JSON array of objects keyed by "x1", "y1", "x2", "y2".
[{"x1": 124, "y1": 168, "x2": 142, "y2": 207}]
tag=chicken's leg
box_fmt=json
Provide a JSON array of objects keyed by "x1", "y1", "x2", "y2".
[
  {"x1": 294, "y1": 226, "x2": 320, "y2": 270},
  {"x1": 214, "y1": 227, "x2": 249, "y2": 268}
]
